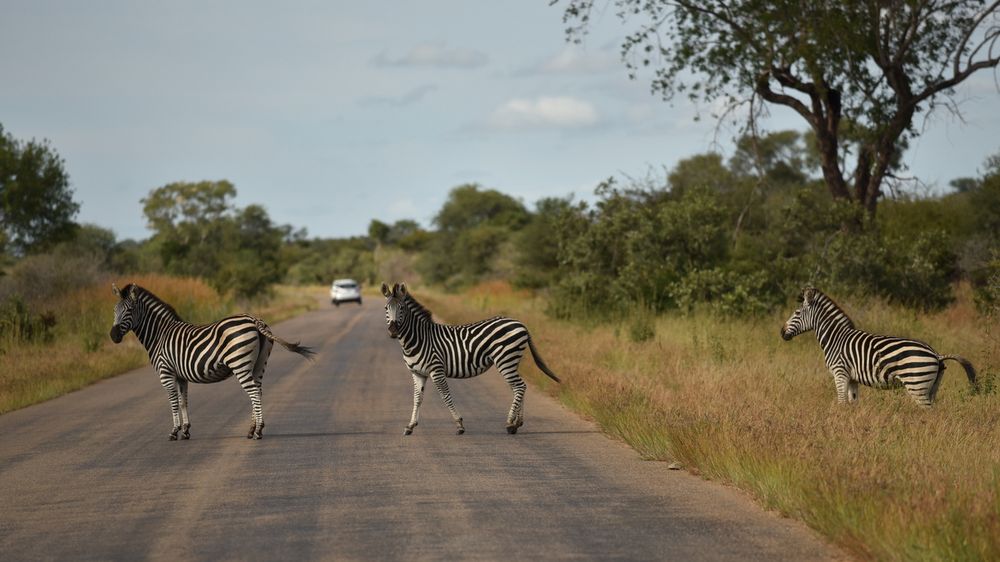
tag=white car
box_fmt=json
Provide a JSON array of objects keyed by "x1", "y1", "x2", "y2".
[{"x1": 330, "y1": 279, "x2": 362, "y2": 306}]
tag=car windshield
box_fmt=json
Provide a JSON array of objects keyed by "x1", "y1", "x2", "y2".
[{"x1": 334, "y1": 282, "x2": 357, "y2": 289}]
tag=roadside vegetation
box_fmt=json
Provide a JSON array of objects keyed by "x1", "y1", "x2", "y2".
[
  {"x1": 422, "y1": 281, "x2": 999, "y2": 562},
  {"x1": 0, "y1": 273, "x2": 319, "y2": 415}
]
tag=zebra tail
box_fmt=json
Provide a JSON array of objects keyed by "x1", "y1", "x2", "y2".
[
  {"x1": 254, "y1": 318, "x2": 317, "y2": 361},
  {"x1": 941, "y1": 354, "x2": 977, "y2": 390},
  {"x1": 527, "y1": 337, "x2": 561, "y2": 383}
]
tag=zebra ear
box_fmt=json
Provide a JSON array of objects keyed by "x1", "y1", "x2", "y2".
[
  {"x1": 398, "y1": 283, "x2": 407, "y2": 297},
  {"x1": 381, "y1": 283, "x2": 392, "y2": 297},
  {"x1": 112, "y1": 283, "x2": 121, "y2": 297}
]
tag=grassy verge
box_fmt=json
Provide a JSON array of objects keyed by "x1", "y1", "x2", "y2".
[
  {"x1": 0, "y1": 276, "x2": 322, "y2": 415},
  {"x1": 421, "y1": 281, "x2": 999, "y2": 561}
]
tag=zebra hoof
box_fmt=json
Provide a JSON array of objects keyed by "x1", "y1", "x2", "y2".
[
  {"x1": 456, "y1": 428, "x2": 465, "y2": 435},
  {"x1": 404, "y1": 428, "x2": 413, "y2": 436},
  {"x1": 169, "y1": 433, "x2": 178, "y2": 441},
  {"x1": 247, "y1": 425, "x2": 257, "y2": 439},
  {"x1": 253, "y1": 433, "x2": 262, "y2": 440},
  {"x1": 506, "y1": 426, "x2": 518, "y2": 434},
  {"x1": 181, "y1": 431, "x2": 190, "y2": 440}
]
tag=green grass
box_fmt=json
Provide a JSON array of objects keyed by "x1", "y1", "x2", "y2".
[
  {"x1": 0, "y1": 275, "x2": 322, "y2": 414},
  {"x1": 421, "y1": 281, "x2": 1000, "y2": 561}
]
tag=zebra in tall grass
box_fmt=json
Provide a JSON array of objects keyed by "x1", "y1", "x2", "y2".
[
  {"x1": 109, "y1": 283, "x2": 314, "y2": 440},
  {"x1": 781, "y1": 287, "x2": 977, "y2": 406},
  {"x1": 381, "y1": 283, "x2": 560, "y2": 435}
]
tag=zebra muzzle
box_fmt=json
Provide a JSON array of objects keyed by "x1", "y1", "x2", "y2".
[
  {"x1": 388, "y1": 321, "x2": 399, "y2": 339},
  {"x1": 110, "y1": 325, "x2": 124, "y2": 344}
]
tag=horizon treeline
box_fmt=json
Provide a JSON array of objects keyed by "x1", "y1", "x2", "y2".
[{"x1": 2, "y1": 126, "x2": 998, "y2": 332}]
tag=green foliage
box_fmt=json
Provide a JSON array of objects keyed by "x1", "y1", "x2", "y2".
[
  {"x1": 368, "y1": 219, "x2": 428, "y2": 250},
  {"x1": 0, "y1": 296, "x2": 56, "y2": 349},
  {"x1": 433, "y1": 183, "x2": 530, "y2": 233},
  {"x1": 973, "y1": 254, "x2": 1000, "y2": 317},
  {"x1": 557, "y1": 1, "x2": 1000, "y2": 211},
  {"x1": 539, "y1": 139, "x2": 989, "y2": 319},
  {"x1": 513, "y1": 197, "x2": 574, "y2": 289},
  {"x1": 284, "y1": 237, "x2": 376, "y2": 286},
  {"x1": 0, "y1": 123, "x2": 79, "y2": 255},
  {"x1": 141, "y1": 180, "x2": 289, "y2": 299},
  {"x1": 418, "y1": 184, "x2": 529, "y2": 287}
]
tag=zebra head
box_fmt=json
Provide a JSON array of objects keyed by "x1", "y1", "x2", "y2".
[
  {"x1": 781, "y1": 287, "x2": 818, "y2": 341},
  {"x1": 381, "y1": 282, "x2": 408, "y2": 339},
  {"x1": 110, "y1": 283, "x2": 137, "y2": 343}
]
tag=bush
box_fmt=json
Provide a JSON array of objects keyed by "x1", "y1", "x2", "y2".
[
  {"x1": 0, "y1": 296, "x2": 56, "y2": 349},
  {"x1": 0, "y1": 252, "x2": 105, "y2": 305}
]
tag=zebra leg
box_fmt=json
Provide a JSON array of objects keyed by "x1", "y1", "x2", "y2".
[
  {"x1": 901, "y1": 374, "x2": 936, "y2": 408},
  {"x1": 159, "y1": 373, "x2": 182, "y2": 440},
  {"x1": 833, "y1": 372, "x2": 851, "y2": 404},
  {"x1": 846, "y1": 380, "x2": 860, "y2": 403},
  {"x1": 178, "y1": 379, "x2": 191, "y2": 439},
  {"x1": 237, "y1": 370, "x2": 265, "y2": 439},
  {"x1": 246, "y1": 337, "x2": 273, "y2": 439},
  {"x1": 498, "y1": 364, "x2": 527, "y2": 434},
  {"x1": 921, "y1": 364, "x2": 948, "y2": 406},
  {"x1": 430, "y1": 371, "x2": 464, "y2": 435},
  {"x1": 405, "y1": 373, "x2": 427, "y2": 435}
]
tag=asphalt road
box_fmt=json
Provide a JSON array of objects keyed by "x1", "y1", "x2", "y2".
[{"x1": 0, "y1": 299, "x2": 845, "y2": 561}]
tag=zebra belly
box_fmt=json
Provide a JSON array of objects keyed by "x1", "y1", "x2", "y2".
[
  {"x1": 847, "y1": 358, "x2": 936, "y2": 389},
  {"x1": 446, "y1": 361, "x2": 492, "y2": 379}
]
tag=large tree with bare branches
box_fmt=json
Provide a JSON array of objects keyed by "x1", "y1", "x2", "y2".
[{"x1": 556, "y1": 0, "x2": 1000, "y2": 213}]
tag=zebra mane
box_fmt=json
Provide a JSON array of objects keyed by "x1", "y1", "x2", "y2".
[
  {"x1": 402, "y1": 293, "x2": 433, "y2": 323},
  {"x1": 128, "y1": 284, "x2": 183, "y2": 322},
  {"x1": 811, "y1": 289, "x2": 855, "y2": 329}
]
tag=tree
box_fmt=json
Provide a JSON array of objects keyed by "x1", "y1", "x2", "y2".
[
  {"x1": 367, "y1": 219, "x2": 391, "y2": 244},
  {"x1": 142, "y1": 180, "x2": 288, "y2": 298},
  {"x1": 419, "y1": 184, "x2": 530, "y2": 285},
  {"x1": 556, "y1": 0, "x2": 1000, "y2": 213},
  {"x1": 0, "y1": 124, "x2": 79, "y2": 254},
  {"x1": 433, "y1": 184, "x2": 530, "y2": 233}
]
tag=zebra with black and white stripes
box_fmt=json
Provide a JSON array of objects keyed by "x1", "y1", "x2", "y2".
[
  {"x1": 781, "y1": 287, "x2": 977, "y2": 406},
  {"x1": 381, "y1": 283, "x2": 560, "y2": 435},
  {"x1": 109, "y1": 283, "x2": 314, "y2": 440}
]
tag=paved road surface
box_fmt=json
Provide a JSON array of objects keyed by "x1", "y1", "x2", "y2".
[{"x1": 0, "y1": 300, "x2": 845, "y2": 561}]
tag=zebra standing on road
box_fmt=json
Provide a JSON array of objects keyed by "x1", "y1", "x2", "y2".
[
  {"x1": 381, "y1": 282, "x2": 560, "y2": 435},
  {"x1": 781, "y1": 287, "x2": 977, "y2": 406},
  {"x1": 109, "y1": 283, "x2": 314, "y2": 440}
]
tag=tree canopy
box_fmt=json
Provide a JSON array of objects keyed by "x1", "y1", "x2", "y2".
[
  {"x1": 556, "y1": 0, "x2": 1000, "y2": 212},
  {"x1": 0, "y1": 124, "x2": 79, "y2": 254},
  {"x1": 142, "y1": 180, "x2": 288, "y2": 298}
]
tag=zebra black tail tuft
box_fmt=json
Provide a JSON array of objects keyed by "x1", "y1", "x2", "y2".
[
  {"x1": 941, "y1": 354, "x2": 977, "y2": 391},
  {"x1": 528, "y1": 337, "x2": 560, "y2": 383},
  {"x1": 279, "y1": 340, "x2": 317, "y2": 361},
  {"x1": 253, "y1": 318, "x2": 317, "y2": 362}
]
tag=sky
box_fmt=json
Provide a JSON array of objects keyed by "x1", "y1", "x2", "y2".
[{"x1": 2, "y1": 1, "x2": 999, "y2": 241}]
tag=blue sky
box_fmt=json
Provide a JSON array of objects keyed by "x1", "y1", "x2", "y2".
[{"x1": 2, "y1": 1, "x2": 998, "y2": 240}]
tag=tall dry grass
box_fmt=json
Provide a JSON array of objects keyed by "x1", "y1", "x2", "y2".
[
  {"x1": 422, "y1": 281, "x2": 1000, "y2": 561},
  {"x1": 0, "y1": 276, "x2": 321, "y2": 414}
]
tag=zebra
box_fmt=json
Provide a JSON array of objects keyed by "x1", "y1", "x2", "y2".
[
  {"x1": 781, "y1": 287, "x2": 977, "y2": 406},
  {"x1": 109, "y1": 283, "x2": 314, "y2": 440},
  {"x1": 381, "y1": 282, "x2": 560, "y2": 435}
]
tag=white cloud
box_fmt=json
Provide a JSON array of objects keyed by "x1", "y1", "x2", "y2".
[
  {"x1": 517, "y1": 46, "x2": 618, "y2": 76},
  {"x1": 372, "y1": 42, "x2": 489, "y2": 69},
  {"x1": 488, "y1": 96, "x2": 599, "y2": 130}
]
